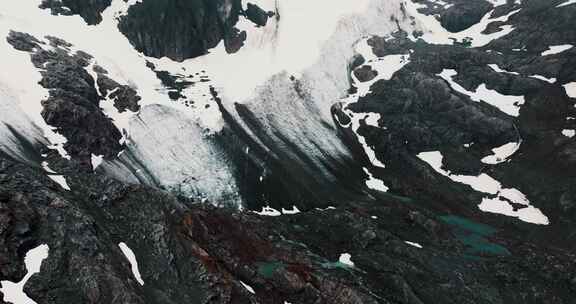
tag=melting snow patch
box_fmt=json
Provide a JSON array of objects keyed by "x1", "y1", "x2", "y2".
[
  {"x1": 1, "y1": 244, "x2": 49, "y2": 304},
  {"x1": 417, "y1": 151, "x2": 549, "y2": 225},
  {"x1": 438, "y1": 69, "x2": 525, "y2": 116},
  {"x1": 563, "y1": 82, "x2": 576, "y2": 98},
  {"x1": 479, "y1": 197, "x2": 550, "y2": 225},
  {"x1": 488, "y1": 64, "x2": 519, "y2": 75},
  {"x1": 363, "y1": 168, "x2": 389, "y2": 192},
  {"x1": 315, "y1": 206, "x2": 337, "y2": 211},
  {"x1": 337, "y1": 39, "x2": 409, "y2": 177},
  {"x1": 541, "y1": 44, "x2": 574, "y2": 56},
  {"x1": 240, "y1": 281, "x2": 255, "y2": 294},
  {"x1": 253, "y1": 206, "x2": 282, "y2": 216},
  {"x1": 556, "y1": 0, "x2": 576, "y2": 7},
  {"x1": 405, "y1": 0, "x2": 519, "y2": 47},
  {"x1": 41, "y1": 162, "x2": 70, "y2": 191},
  {"x1": 118, "y1": 242, "x2": 144, "y2": 286},
  {"x1": 481, "y1": 141, "x2": 521, "y2": 165},
  {"x1": 405, "y1": 241, "x2": 423, "y2": 248},
  {"x1": 352, "y1": 39, "x2": 411, "y2": 97},
  {"x1": 338, "y1": 253, "x2": 355, "y2": 267},
  {"x1": 91, "y1": 154, "x2": 104, "y2": 170},
  {"x1": 529, "y1": 75, "x2": 557, "y2": 83},
  {"x1": 562, "y1": 129, "x2": 575, "y2": 138},
  {"x1": 281, "y1": 206, "x2": 301, "y2": 215},
  {"x1": 47, "y1": 175, "x2": 71, "y2": 191}
]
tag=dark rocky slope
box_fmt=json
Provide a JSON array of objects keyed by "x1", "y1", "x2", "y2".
[
  {"x1": 117, "y1": 0, "x2": 274, "y2": 61},
  {"x1": 40, "y1": 0, "x2": 113, "y2": 25},
  {"x1": 6, "y1": 31, "x2": 141, "y2": 168},
  {"x1": 1, "y1": 151, "x2": 575, "y2": 304}
]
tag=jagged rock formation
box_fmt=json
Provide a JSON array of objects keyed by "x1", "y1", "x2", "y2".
[
  {"x1": 40, "y1": 0, "x2": 113, "y2": 25},
  {"x1": 117, "y1": 0, "x2": 273, "y2": 61},
  {"x1": 1, "y1": 151, "x2": 575, "y2": 304},
  {"x1": 6, "y1": 31, "x2": 142, "y2": 167}
]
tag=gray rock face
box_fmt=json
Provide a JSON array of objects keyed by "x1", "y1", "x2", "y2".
[
  {"x1": 6, "y1": 31, "x2": 142, "y2": 167},
  {"x1": 440, "y1": 0, "x2": 493, "y2": 32},
  {"x1": 117, "y1": 0, "x2": 244, "y2": 61},
  {"x1": 39, "y1": 0, "x2": 113, "y2": 25},
  {"x1": 244, "y1": 3, "x2": 273, "y2": 27}
]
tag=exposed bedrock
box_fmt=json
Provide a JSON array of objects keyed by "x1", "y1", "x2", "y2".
[
  {"x1": 117, "y1": 0, "x2": 274, "y2": 61},
  {"x1": 40, "y1": 0, "x2": 113, "y2": 25},
  {"x1": 6, "y1": 31, "x2": 142, "y2": 168},
  {"x1": 337, "y1": 29, "x2": 576, "y2": 247},
  {"x1": 2, "y1": 152, "x2": 576, "y2": 304}
]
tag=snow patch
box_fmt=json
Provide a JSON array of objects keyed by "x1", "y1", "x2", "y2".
[
  {"x1": 529, "y1": 74, "x2": 556, "y2": 83},
  {"x1": 556, "y1": 0, "x2": 576, "y2": 7},
  {"x1": 240, "y1": 281, "x2": 255, "y2": 294},
  {"x1": 481, "y1": 141, "x2": 521, "y2": 165},
  {"x1": 541, "y1": 44, "x2": 574, "y2": 56},
  {"x1": 438, "y1": 69, "x2": 525, "y2": 116},
  {"x1": 281, "y1": 206, "x2": 301, "y2": 215},
  {"x1": 363, "y1": 168, "x2": 390, "y2": 192},
  {"x1": 562, "y1": 129, "x2": 575, "y2": 138},
  {"x1": 488, "y1": 64, "x2": 519, "y2": 75},
  {"x1": 0, "y1": 244, "x2": 49, "y2": 304},
  {"x1": 405, "y1": 0, "x2": 519, "y2": 47},
  {"x1": 338, "y1": 253, "x2": 355, "y2": 267},
  {"x1": 405, "y1": 241, "x2": 423, "y2": 248},
  {"x1": 41, "y1": 162, "x2": 70, "y2": 191},
  {"x1": 563, "y1": 82, "x2": 576, "y2": 98},
  {"x1": 253, "y1": 206, "x2": 282, "y2": 216},
  {"x1": 118, "y1": 242, "x2": 144, "y2": 286},
  {"x1": 254, "y1": 205, "x2": 301, "y2": 216},
  {"x1": 91, "y1": 154, "x2": 104, "y2": 170},
  {"x1": 417, "y1": 151, "x2": 549, "y2": 225}
]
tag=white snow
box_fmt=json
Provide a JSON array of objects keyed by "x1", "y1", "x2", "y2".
[
  {"x1": 349, "y1": 113, "x2": 387, "y2": 168},
  {"x1": 556, "y1": 0, "x2": 576, "y2": 7},
  {"x1": 479, "y1": 197, "x2": 550, "y2": 225},
  {"x1": 338, "y1": 253, "x2": 355, "y2": 267},
  {"x1": 405, "y1": 241, "x2": 423, "y2": 248},
  {"x1": 481, "y1": 141, "x2": 521, "y2": 164},
  {"x1": 563, "y1": 82, "x2": 576, "y2": 98},
  {"x1": 40, "y1": 162, "x2": 71, "y2": 191},
  {"x1": 118, "y1": 242, "x2": 144, "y2": 286},
  {"x1": 240, "y1": 281, "x2": 255, "y2": 294},
  {"x1": 529, "y1": 74, "x2": 557, "y2": 83},
  {"x1": 281, "y1": 206, "x2": 301, "y2": 215},
  {"x1": 405, "y1": 0, "x2": 519, "y2": 47},
  {"x1": 438, "y1": 69, "x2": 525, "y2": 116},
  {"x1": 254, "y1": 205, "x2": 301, "y2": 216},
  {"x1": 47, "y1": 175, "x2": 71, "y2": 191},
  {"x1": 488, "y1": 64, "x2": 519, "y2": 75},
  {"x1": 363, "y1": 168, "x2": 390, "y2": 192},
  {"x1": 541, "y1": 44, "x2": 574, "y2": 56},
  {"x1": 562, "y1": 129, "x2": 575, "y2": 138},
  {"x1": 91, "y1": 154, "x2": 104, "y2": 170},
  {"x1": 0, "y1": 244, "x2": 49, "y2": 304},
  {"x1": 417, "y1": 151, "x2": 549, "y2": 225},
  {"x1": 253, "y1": 206, "x2": 282, "y2": 216},
  {"x1": 315, "y1": 206, "x2": 337, "y2": 211}
]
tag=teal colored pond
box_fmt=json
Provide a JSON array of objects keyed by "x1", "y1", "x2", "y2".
[{"x1": 440, "y1": 215, "x2": 510, "y2": 256}]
